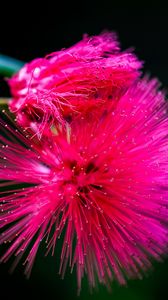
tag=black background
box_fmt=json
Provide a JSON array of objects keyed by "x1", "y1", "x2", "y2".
[
  {"x1": 0, "y1": 1, "x2": 168, "y2": 300},
  {"x1": 1, "y1": 2, "x2": 168, "y2": 86}
]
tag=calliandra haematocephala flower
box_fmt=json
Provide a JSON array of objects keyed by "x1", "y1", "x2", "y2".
[
  {"x1": 8, "y1": 32, "x2": 142, "y2": 134},
  {"x1": 0, "y1": 78, "x2": 168, "y2": 292}
]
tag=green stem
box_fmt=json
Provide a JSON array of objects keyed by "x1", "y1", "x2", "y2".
[
  {"x1": 0, "y1": 54, "x2": 24, "y2": 77},
  {"x1": 0, "y1": 98, "x2": 11, "y2": 105}
]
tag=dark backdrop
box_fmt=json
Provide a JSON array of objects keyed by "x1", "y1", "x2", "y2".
[{"x1": 0, "y1": 2, "x2": 168, "y2": 300}]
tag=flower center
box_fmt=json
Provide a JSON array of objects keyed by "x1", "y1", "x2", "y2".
[{"x1": 61, "y1": 160, "x2": 99, "y2": 202}]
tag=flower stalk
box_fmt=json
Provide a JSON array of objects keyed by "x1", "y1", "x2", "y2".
[
  {"x1": 0, "y1": 98, "x2": 10, "y2": 105},
  {"x1": 0, "y1": 54, "x2": 24, "y2": 77}
]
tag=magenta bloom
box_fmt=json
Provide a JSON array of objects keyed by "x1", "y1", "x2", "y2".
[
  {"x1": 9, "y1": 32, "x2": 141, "y2": 132},
  {"x1": 0, "y1": 78, "x2": 168, "y2": 291}
]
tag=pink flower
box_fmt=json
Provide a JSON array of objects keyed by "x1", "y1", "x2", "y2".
[
  {"x1": 8, "y1": 32, "x2": 142, "y2": 133},
  {"x1": 0, "y1": 78, "x2": 168, "y2": 292}
]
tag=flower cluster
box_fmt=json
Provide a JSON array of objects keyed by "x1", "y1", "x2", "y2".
[
  {"x1": 9, "y1": 32, "x2": 141, "y2": 133},
  {"x1": 0, "y1": 32, "x2": 168, "y2": 292}
]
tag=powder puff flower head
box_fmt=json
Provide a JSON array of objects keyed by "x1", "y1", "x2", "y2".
[
  {"x1": 9, "y1": 32, "x2": 142, "y2": 133},
  {"x1": 0, "y1": 32, "x2": 168, "y2": 293}
]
